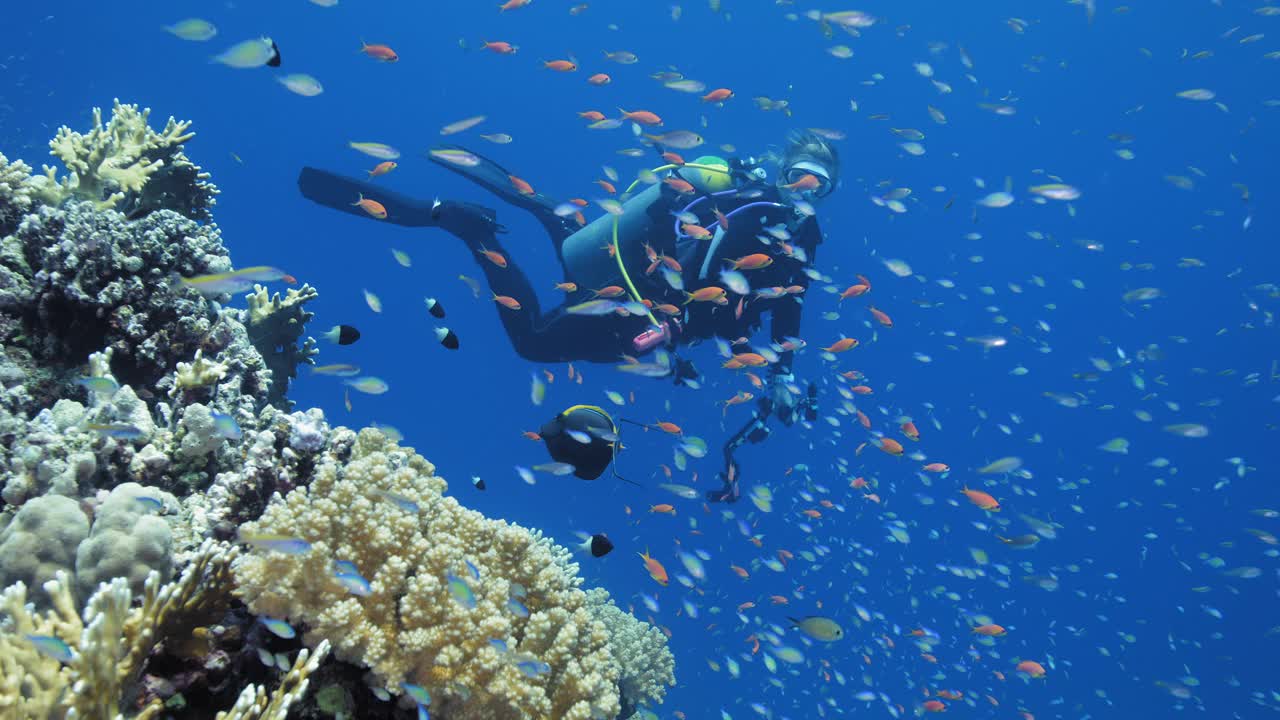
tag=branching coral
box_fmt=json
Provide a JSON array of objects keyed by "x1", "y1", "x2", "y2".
[
  {"x1": 233, "y1": 429, "x2": 622, "y2": 720},
  {"x1": 0, "y1": 540, "x2": 239, "y2": 717},
  {"x1": 31, "y1": 98, "x2": 218, "y2": 221},
  {"x1": 583, "y1": 589, "x2": 676, "y2": 718}
]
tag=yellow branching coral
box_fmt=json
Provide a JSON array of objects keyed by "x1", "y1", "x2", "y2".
[
  {"x1": 245, "y1": 283, "x2": 319, "y2": 327},
  {"x1": 216, "y1": 640, "x2": 331, "y2": 720},
  {"x1": 0, "y1": 540, "x2": 241, "y2": 718},
  {"x1": 173, "y1": 348, "x2": 229, "y2": 393},
  {"x1": 233, "y1": 429, "x2": 622, "y2": 720},
  {"x1": 35, "y1": 99, "x2": 194, "y2": 210}
]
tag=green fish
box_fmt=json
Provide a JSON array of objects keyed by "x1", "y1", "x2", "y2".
[{"x1": 788, "y1": 615, "x2": 844, "y2": 642}]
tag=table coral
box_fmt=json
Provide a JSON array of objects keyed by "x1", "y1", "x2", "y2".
[{"x1": 233, "y1": 428, "x2": 623, "y2": 720}]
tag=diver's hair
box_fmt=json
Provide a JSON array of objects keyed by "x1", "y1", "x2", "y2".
[{"x1": 780, "y1": 129, "x2": 840, "y2": 186}]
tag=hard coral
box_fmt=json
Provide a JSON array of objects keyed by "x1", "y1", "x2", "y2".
[
  {"x1": 31, "y1": 98, "x2": 218, "y2": 221},
  {"x1": 233, "y1": 428, "x2": 623, "y2": 720}
]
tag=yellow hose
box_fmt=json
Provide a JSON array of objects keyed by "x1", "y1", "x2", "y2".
[{"x1": 611, "y1": 162, "x2": 734, "y2": 327}]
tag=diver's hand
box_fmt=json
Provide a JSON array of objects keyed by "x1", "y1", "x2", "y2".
[{"x1": 767, "y1": 372, "x2": 801, "y2": 426}]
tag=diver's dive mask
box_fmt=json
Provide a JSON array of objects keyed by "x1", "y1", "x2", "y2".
[{"x1": 782, "y1": 161, "x2": 834, "y2": 199}]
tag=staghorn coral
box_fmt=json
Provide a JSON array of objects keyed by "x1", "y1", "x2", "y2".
[
  {"x1": 233, "y1": 428, "x2": 623, "y2": 720},
  {"x1": 30, "y1": 98, "x2": 218, "y2": 221}
]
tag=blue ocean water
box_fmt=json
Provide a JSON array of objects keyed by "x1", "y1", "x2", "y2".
[{"x1": 4, "y1": 1, "x2": 1278, "y2": 718}]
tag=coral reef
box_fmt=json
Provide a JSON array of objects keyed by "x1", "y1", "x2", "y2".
[
  {"x1": 0, "y1": 101, "x2": 671, "y2": 719},
  {"x1": 233, "y1": 428, "x2": 622, "y2": 720}
]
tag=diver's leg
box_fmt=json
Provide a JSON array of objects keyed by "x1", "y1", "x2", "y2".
[
  {"x1": 454, "y1": 229, "x2": 634, "y2": 364},
  {"x1": 298, "y1": 167, "x2": 438, "y2": 227},
  {"x1": 428, "y1": 144, "x2": 580, "y2": 241}
]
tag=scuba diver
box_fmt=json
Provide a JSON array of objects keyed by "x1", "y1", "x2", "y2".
[{"x1": 297, "y1": 129, "x2": 839, "y2": 502}]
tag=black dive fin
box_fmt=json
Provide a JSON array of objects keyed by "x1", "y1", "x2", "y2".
[
  {"x1": 427, "y1": 144, "x2": 575, "y2": 238},
  {"x1": 298, "y1": 167, "x2": 437, "y2": 227}
]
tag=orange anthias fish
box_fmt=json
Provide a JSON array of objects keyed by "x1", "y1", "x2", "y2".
[
  {"x1": 619, "y1": 108, "x2": 663, "y2": 126},
  {"x1": 591, "y1": 285, "x2": 626, "y2": 298},
  {"x1": 508, "y1": 174, "x2": 535, "y2": 196},
  {"x1": 922, "y1": 462, "x2": 950, "y2": 473},
  {"x1": 482, "y1": 40, "x2": 518, "y2": 54},
  {"x1": 783, "y1": 173, "x2": 821, "y2": 191},
  {"x1": 554, "y1": 282, "x2": 578, "y2": 292},
  {"x1": 367, "y1": 161, "x2": 398, "y2": 179},
  {"x1": 723, "y1": 353, "x2": 767, "y2": 369},
  {"x1": 869, "y1": 305, "x2": 894, "y2": 328},
  {"x1": 492, "y1": 293, "x2": 522, "y2": 311},
  {"x1": 588, "y1": 73, "x2": 611, "y2": 85},
  {"x1": 578, "y1": 110, "x2": 606, "y2": 122},
  {"x1": 961, "y1": 487, "x2": 1001, "y2": 511},
  {"x1": 839, "y1": 283, "x2": 869, "y2": 301},
  {"x1": 879, "y1": 438, "x2": 905, "y2": 456},
  {"x1": 728, "y1": 253, "x2": 773, "y2": 271},
  {"x1": 499, "y1": 0, "x2": 532, "y2": 11},
  {"x1": 638, "y1": 548, "x2": 669, "y2": 586},
  {"x1": 664, "y1": 177, "x2": 696, "y2": 194},
  {"x1": 544, "y1": 59, "x2": 578, "y2": 72},
  {"x1": 823, "y1": 337, "x2": 859, "y2": 353},
  {"x1": 684, "y1": 286, "x2": 727, "y2": 305},
  {"x1": 352, "y1": 194, "x2": 387, "y2": 219},
  {"x1": 972, "y1": 623, "x2": 1007, "y2": 637},
  {"x1": 702, "y1": 88, "x2": 734, "y2": 103},
  {"x1": 478, "y1": 247, "x2": 507, "y2": 268},
  {"x1": 360, "y1": 42, "x2": 399, "y2": 62},
  {"x1": 720, "y1": 391, "x2": 754, "y2": 415},
  {"x1": 1016, "y1": 660, "x2": 1046, "y2": 678},
  {"x1": 681, "y1": 223, "x2": 713, "y2": 239},
  {"x1": 901, "y1": 421, "x2": 921, "y2": 441},
  {"x1": 649, "y1": 503, "x2": 676, "y2": 515},
  {"x1": 654, "y1": 421, "x2": 682, "y2": 435}
]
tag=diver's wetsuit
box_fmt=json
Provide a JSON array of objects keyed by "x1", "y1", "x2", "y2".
[{"x1": 297, "y1": 147, "x2": 822, "y2": 371}]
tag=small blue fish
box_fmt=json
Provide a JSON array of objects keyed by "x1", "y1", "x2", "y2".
[
  {"x1": 134, "y1": 495, "x2": 164, "y2": 512},
  {"x1": 371, "y1": 489, "x2": 419, "y2": 514},
  {"x1": 76, "y1": 376, "x2": 119, "y2": 395},
  {"x1": 514, "y1": 657, "x2": 551, "y2": 678},
  {"x1": 335, "y1": 570, "x2": 372, "y2": 597},
  {"x1": 488, "y1": 638, "x2": 509, "y2": 653},
  {"x1": 402, "y1": 683, "x2": 431, "y2": 706},
  {"x1": 260, "y1": 617, "x2": 296, "y2": 639},
  {"x1": 86, "y1": 422, "x2": 145, "y2": 440},
  {"x1": 333, "y1": 559, "x2": 360, "y2": 575},
  {"x1": 446, "y1": 573, "x2": 476, "y2": 610},
  {"x1": 26, "y1": 634, "x2": 74, "y2": 663},
  {"x1": 465, "y1": 559, "x2": 481, "y2": 581},
  {"x1": 417, "y1": 704, "x2": 430, "y2": 720},
  {"x1": 506, "y1": 597, "x2": 529, "y2": 618},
  {"x1": 239, "y1": 531, "x2": 312, "y2": 555},
  {"x1": 210, "y1": 411, "x2": 243, "y2": 441}
]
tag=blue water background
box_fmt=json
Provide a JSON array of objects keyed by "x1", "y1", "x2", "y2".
[{"x1": 4, "y1": 1, "x2": 1278, "y2": 718}]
